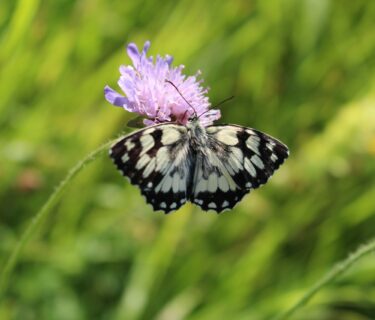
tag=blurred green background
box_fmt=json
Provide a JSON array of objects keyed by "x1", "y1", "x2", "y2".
[{"x1": 1, "y1": 0, "x2": 375, "y2": 319}]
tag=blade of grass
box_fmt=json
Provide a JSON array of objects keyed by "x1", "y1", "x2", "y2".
[{"x1": 273, "y1": 238, "x2": 375, "y2": 320}]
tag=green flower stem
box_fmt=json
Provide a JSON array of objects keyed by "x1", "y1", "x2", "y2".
[
  {"x1": 0, "y1": 139, "x2": 116, "y2": 298},
  {"x1": 274, "y1": 238, "x2": 375, "y2": 320}
]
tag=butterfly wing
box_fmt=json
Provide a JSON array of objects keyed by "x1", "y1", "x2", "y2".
[
  {"x1": 190, "y1": 124, "x2": 289, "y2": 212},
  {"x1": 110, "y1": 124, "x2": 193, "y2": 213}
]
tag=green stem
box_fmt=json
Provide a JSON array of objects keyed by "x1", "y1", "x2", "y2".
[
  {"x1": 0, "y1": 139, "x2": 115, "y2": 298},
  {"x1": 274, "y1": 238, "x2": 375, "y2": 320}
]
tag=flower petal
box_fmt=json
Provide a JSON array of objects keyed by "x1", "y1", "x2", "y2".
[
  {"x1": 105, "y1": 40, "x2": 219, "y2": 127},
  {"x1": 104, "y1": 86, "x2": 128, "y2": 107},
  {"x1": 142, "y1": 41, "x2": 151, "y2": 54},
  {"x1": 165, "y1": 55, "x2": 173, "y2": 65},
  {"x1": 127, "y1": 43, "x2": 140, "y2": 66}
]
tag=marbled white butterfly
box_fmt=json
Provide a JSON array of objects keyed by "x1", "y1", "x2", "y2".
[{"x1": 110, "y1": 117, "x2": 289, "y2": 213}]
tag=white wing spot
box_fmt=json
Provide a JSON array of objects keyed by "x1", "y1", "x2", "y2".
[
  {"x1": 216, "y1": 128, "x2": 239, "y2": 145},
  {"x1": 244, "y1": 158, "x2": 257, "y2": 177},
  {"x1": 147, "y1": 182, "x2": 153, "y2": 188},
  {"x1": 194, "y1": 176, "x2": 207, "y2": 194},
  {"x1": 266, "y1": 142, "x2": 275, "y2": 151},
  {"x1": 271, "y1": 153, "x2": 278, "y2": 162},
  {"x1": 179, "y1": 174, "x2": 186, "y2": 193},
  {"x1": 218, "y1": 175, "x2": 229, "y2": 192},
  {"x1": 125, "y1": 140, "x2": 135, "y2": 151},
  {"x1": 172, "y1": 172, "x2": 180, "y2": 193},
  {"x1": 136, "y1": 154, "x2": 151, "y2": 170},
  {"x1": 160, "y1": 202, "x2": 166, "y2": 209},
  {"x1": 121, "y1": 154, "x2": 129, "y2": 163},
  {"x1": 140, "y1": 134, "x2": 155, "y2": 155},
  {"x1": 170, "y1": 202, "x2": 177, "y2": 209},
  {"x1": 246, "y1": 182, "x2": 252, "y2": 188},
  {"x1": 231, "y1": 147, "x2": 244, "y2": 164},
  {"x1": 143, "y1": 158, "x2": 156, "y2": 178},
  {"x1": 161, "y1": 176, "x2": 173, "y2": 193},
  {"x1": 227, "y1": 154, "x2": 242, "y2": 173},
  {"x1": 208, "y1": 173, "x2": 218, "y2": 193},
  {"x1": 143, "y1": 128, "x2": 155, "y2": 135},
  {"x1": 161, "y1": 128, "x2": 181, "y2": 145},
  {"x1": 155, "y1": 147, "x2": 170, "y2": 173},
  {"x1": 251, "y1": 154, "x2": 265, "y2": 169},
  {"x1": 224, "y1": 162, "x2": 235, "y2": 175},
  {"x1": 208, "y1": 202, "x2": 217, "y2": 209},
  {"x1": 246, "y1": 136, "x2": 261, "y2": 155},
  {"x1": 206, "y1": 127, "x2": 220, "y2": 134},
  {"x1": 222, "y1": 200, "x2": 229, "y2": 207}
]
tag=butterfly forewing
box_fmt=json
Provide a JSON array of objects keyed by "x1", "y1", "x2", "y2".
[
  {"x1": 110, "y1": 124, "x2": 192, "y2": 213},
  {"x1": 190, "y1": 125, "x2": 289, "y2": 212},
  {"x1": 214, "y1": 125, "x2": 289, "y2": 189}
]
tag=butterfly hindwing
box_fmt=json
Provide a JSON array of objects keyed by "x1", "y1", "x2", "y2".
[
  {"x1": 190, "y1": 125, "x2": 289, "y2": 212},
  {"x1": 191, "y1": 146, "x2": 249, "y2": 212},
  {"x1": 110, "y1": 123, "x2": 193, "y2": 213}
]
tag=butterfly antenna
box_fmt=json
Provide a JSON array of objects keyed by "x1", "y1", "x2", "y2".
[
  {"x1": 198, "y1": 95, "x2": 234, "y2": 118},
  {"x1": 212, "y1": 95, "x2": 234, "y2": 109},
  {"x1": 165, "y1": 80, "x2": 197, "y2": 117}
]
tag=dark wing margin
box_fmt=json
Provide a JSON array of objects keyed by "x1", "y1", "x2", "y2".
[
  {"x1": 109, "y1": 123, "x2": 193, "y2": 213},
  {"x1": 191, "y1": 125, "x2": 289, "y2": 213}
]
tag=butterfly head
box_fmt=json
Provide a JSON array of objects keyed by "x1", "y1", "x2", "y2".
[{"x1": 188, "y1": 112, "x2": 199, "y2": 122}]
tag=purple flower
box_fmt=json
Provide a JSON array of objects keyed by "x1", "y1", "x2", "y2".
[{"x1": 104, "y1": 41, "x2": 221, "y2": 126}]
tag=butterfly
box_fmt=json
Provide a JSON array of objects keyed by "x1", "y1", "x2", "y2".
[{"x1": 109, "y1": 116, "x2": 289, "y2": 213}]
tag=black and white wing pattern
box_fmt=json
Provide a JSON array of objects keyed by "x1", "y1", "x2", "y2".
[
  {"x1": 110, "y1": 123, "x2": 193, "y2": 213},
  {"x1": 110, "y1": 121, "x2": 288, "y2": 214},
  {"x1": 190, "y1": 125, "x2": 289, "y2": 212}
]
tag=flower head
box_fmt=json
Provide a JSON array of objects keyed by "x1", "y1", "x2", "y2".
[{"x1": 104, "y1": 41, "x2": 220, "y2": 126}]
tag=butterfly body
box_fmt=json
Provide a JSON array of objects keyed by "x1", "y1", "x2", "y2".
[{"x1": 110, "y1": 119, "x2": 289, "y2": 213}]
